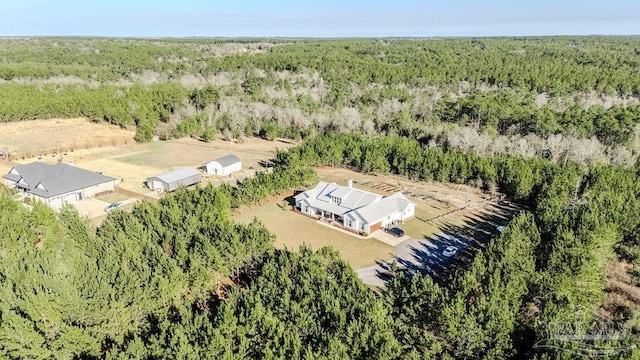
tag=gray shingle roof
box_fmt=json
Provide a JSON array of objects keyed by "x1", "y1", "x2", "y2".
[
  {"x1": 208, "y1": 154, "x2": 241, "y2": 168},
  {"x1": 148, "y1": 168, "x2": 200, "y2": 184},
  {"x1": 3, "y1": 162, "x2": 115, "y2": 198}
]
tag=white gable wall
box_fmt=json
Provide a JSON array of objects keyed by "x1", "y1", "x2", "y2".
[
  {"x1": 297, "y1": 199, "x2": 319, "y2": 216},
  {"x1": 402, "y1": 203, "x2": 416, "y2": 220},
  {"x1": 204, "y1": 161, "x2": 242, "y2": 176},
  {"x1": 147, "y1": 178, "x2": 166, "y2": 191}
]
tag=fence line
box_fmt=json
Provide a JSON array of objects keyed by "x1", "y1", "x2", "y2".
[{"x1": 114, "y1": 186, "x2": 159, "y2": 204}]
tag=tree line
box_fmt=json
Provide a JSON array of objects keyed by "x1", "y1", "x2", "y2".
[{"x1": 2, "y1": 37, "x2": 639, "y2": 96}]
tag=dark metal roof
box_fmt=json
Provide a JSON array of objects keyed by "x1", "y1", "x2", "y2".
[{"x1": 2, "y1": 162, "x2": 115, "y2": 198}]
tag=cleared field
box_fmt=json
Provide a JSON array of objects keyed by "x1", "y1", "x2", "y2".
[
  {"x1": 234, "y1": 196, "x2": 396, "y2": 269},
  {"x1": 14, "y1": 135, "x2": 295, "y2": 195},
  {"x1": 0, "y1": 160, "x2": 12, "y2": 177},
  {"x1": 0, "y1": 117, "x2": 135, "y2": 158}
]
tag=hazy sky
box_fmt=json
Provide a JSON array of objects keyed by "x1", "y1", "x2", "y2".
[{"x1": 1, "y1": 0, "x2": 639, "y2": 37}]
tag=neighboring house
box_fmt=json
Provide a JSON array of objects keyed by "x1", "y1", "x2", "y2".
[
  {"x1": 2, "y1": 162, "x2": 116, "y2": 208},
  {"x1": 203, "y1": 155, "x2": 242, "y2": 176},
  {"x1": 294, "y1": 180, "x2": 416, "y2": 235},
  {"x1": 146, "y1": 168, "x2": 201, "y2": 193}
]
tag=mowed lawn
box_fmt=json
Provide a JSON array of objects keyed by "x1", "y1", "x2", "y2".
[{"x1": 234, "y1": 197, "x2": 396, "y2": 269}]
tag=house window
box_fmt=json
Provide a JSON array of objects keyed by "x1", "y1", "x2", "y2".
[
  {"x1": 360, "y1": 223, "x2": 365, "y2": 231},
  {"x1": 347, "y1": 219, "x2": 353, "y2": 228}
]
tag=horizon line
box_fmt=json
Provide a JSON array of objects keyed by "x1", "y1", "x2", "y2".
[{"x1": 1, "y1": 34, "x2": 639, "y2": 40}]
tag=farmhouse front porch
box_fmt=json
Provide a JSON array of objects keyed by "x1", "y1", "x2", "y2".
[{"x1": 293, "y1": 207, "x2": 364, "y2": 236}]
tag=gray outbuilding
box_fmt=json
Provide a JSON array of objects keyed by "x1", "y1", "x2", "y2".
[{"x1": 146, "y1": 168, "x2": 201, "y2": 193}]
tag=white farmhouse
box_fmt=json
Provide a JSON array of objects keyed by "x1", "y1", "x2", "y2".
[
  {"x1": 203, "y1": 155, "x2": 242, "y2": 176},
  {"x1": 294, "y1": 180, "x2": 416, "y2": 235}
]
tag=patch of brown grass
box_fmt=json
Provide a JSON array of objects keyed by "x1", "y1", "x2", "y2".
[
  {"x1": 603, "y1": 262, "x2": 640, "y2": 316},
  {"x1": 0, "y1": 118, "x2": 135, "y2": 159}
]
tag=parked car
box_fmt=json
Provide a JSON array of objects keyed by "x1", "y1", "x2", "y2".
[
  {"x1": 385, "y1": 227, "x2": 405, "y2": 238},
  {"x1": 104, "y1": 202, "x2": 123, "y2": 212},
  {"x1": 442, "y1": 245, "x2": 459, "y2": 257}
]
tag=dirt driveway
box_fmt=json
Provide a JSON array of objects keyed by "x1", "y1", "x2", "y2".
[
  {"x1": 73, "y1": 197, "x2": 137, "y2": 220},
  {"x1": 73, "y1": 198, "x2": 111, "y2": 219}
]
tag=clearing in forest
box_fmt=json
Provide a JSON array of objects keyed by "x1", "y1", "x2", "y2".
[
  {"x1": 0, "y1": 117, "x2": 295, "y2": 197},
  {"x1": 12, "y1": 137, "x2": 294, "y2": 196},
  {"x1": 234, "y1": 166, "x2": 517, "y2": 269},
  {"x1": 314, "y1": 166, "x2": 504, "y2": 239},
  {"x1": 0, "y1": 117, "x2": 135, "y2": 159}
]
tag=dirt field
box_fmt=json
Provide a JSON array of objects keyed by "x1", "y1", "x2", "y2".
[
  {"x1": 234, "y1": 196, "x2": 396, "y2": 269},
  {"x1": 0, "y1": 118, "x2": 135, "y2": 159}
]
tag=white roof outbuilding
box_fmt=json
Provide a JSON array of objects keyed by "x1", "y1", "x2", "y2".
[
  {"x1": 203, "y1": 154, "x2": 242, "y2": 176},
  {"x1": 146, "y1": 168, "x2": 201, "y2": 192}
]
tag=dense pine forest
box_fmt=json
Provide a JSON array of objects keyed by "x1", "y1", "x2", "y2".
[
  {"x1": 1, "y1": 37, "x2": 640, "y2": 358},
  {"x1": 1, "y1": 37, "x2": 640, "y2": 163}
]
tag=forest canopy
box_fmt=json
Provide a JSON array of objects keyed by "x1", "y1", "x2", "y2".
[{"x1": 1, "y1": 37, "x2": 640, "y2": 165}]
